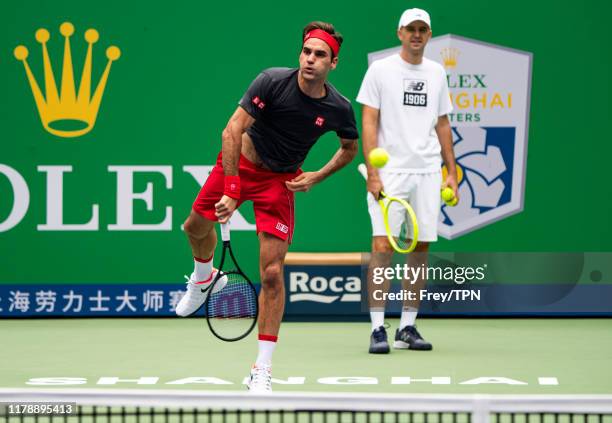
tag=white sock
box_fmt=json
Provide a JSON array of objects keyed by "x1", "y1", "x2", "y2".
[
  {"x1": 370, "y1": 310, "x2": 385, "y2": 332},
  {"x1": 194, "y1": 255, "x2": 213, "y2": 282},
  {"x1": 255, "y1": 335, "x2": 277, "y2": 366},
  {"x1": 400, "y1": 306, "x2": 418, "y2": 329}
]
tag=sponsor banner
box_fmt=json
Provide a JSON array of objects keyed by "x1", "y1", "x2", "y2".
[
  {"x1": 0, "y1": 165, "x2": 256, "y2": 233},
  {"x1": 285, "y1": 265, "x2": 362, "y2": 315},
  {"x1": 2, "y1": 253, "x2": 611, "y2": 317},
  {"x1": 2, "y1": 282, "x2": 611, "y2": 317},
  {"x1": 0, "y1": 284, "x2": 187, "y2": 316}
]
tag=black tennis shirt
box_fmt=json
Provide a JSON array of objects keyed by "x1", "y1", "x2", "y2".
[{"x1": 238, "y1": 68, "x2": 359, "y2": 173}]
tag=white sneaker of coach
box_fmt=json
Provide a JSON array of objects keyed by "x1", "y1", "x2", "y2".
[
  {"x1": 248, "y1": 364, "x2": 273, "y2": 393},
  {"x1": 175, "y1": 270, "x2": 228, "y2": 317}
]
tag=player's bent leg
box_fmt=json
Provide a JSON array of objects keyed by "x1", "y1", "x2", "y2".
[
  {"x1": 368, "y1": 236, "x2": 394, "y2": 354},
  {"x1": 176, "y1": 211, "x2": 227, "y2": 317},
  {"x1": 184, "y1": 210, "x2": 217, "y2": 259},
  {"x1": 394, "y1": 241, "x2": 433, "y2": 351}
]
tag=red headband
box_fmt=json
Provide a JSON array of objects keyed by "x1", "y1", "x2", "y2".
[{"x1": 303, "y1": 29, "x2": 340, "y2": 57}]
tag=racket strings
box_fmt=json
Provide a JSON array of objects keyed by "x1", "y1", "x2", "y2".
[
  {"x1": 207, "y1": 272, "x2": 257, "y2": 319},
  {"x1": 397, "y1": 219, "x2": 414, "y2": 250},
  {"x1": 206, "y1": 271, "x2": 258, "y2": 340},
  {"x1": 386, "y1": 199, "x2": 417, "y2": 251}
]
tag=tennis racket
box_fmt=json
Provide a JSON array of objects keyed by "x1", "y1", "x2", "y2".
[
  {"x1": 358, "y1": 163, "x2": 419, "y2": 253},
  {"x1": 205, "y1": 222, "x2": 258, "y2": 342}
]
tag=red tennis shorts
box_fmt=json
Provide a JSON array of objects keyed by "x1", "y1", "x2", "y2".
[{"x1": 192, "y1": 153, "x2": 301, "y2": 243}]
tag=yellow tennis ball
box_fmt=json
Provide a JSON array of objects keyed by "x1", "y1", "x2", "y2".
[
  {"x1": 369, "y1": 148, "x2": 389, "y2": 168},
  {"x1": 441, "y1": 187, "x2": 455, "y2": 202}
]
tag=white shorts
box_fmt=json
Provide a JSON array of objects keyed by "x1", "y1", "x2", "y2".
[{"x1": 367, "y1": 171, "x2": 442, "y2": 242}]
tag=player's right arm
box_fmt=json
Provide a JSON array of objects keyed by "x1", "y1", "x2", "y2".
[
  {"x1": 215, "y1": 107, "x2": 255, "y2": 223},
  {"x1": 221, "y1": 107, "x2": 255, "y2": 176},
  {"x1": 216, "y1": 71, "x2": 272, "y2": 223},
  {"x1": 361, "y1": 105, "x2": 384, "y2": 199}
]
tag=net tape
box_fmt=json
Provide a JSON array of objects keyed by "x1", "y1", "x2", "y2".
[{"x1": 1, "y1": 390, "x2": 611, "y2": 423}]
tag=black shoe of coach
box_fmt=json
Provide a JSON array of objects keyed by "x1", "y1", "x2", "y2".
[
  {"x1": 369, "y1": 326, "x2": 390, "y2": 354},
  {"x1": 394, "y1": 325, "x2": 433, "y2": 351}
]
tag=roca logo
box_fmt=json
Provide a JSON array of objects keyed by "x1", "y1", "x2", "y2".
[{"x1": 288, "y1": 272, "x2": 361, "y2": 303}]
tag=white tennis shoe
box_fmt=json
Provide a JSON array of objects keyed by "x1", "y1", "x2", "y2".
[
  {"x1": 248, "y1": 364, "x2": 272, "y2": 393},
  {"x1": 175, "y1": 269, "x2": 228, "y2": 317}
]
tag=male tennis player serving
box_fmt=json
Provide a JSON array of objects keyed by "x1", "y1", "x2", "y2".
[
  {"x1": 357, "y1": 8, "x2": 458, "y2": 354},
  {"x1": 176, "y1": 21, "x2": 359, "y2": 392}
]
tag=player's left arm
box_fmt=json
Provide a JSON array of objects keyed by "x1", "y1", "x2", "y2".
[
  {"x1": 285, "y1": 138, "x2": 358, "y2": 192},
  {"x1": 435, "y1": 114, "x2": 459, "y2": 201}
]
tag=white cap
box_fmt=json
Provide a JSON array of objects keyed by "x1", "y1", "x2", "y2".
[{"x1": 398, "y1": 8, "x2": 431, "y2": 29}]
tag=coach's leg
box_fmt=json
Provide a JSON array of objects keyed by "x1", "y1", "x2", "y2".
[
  {"x1": 367, "y1": 236, "x2": 394, "y2": 353},
  {"x1": 368, "y1": 236, "x2": 395, "y2": 319},
  {"x1": 395, "y1": 241, "x2": 432, "y2": 350},
  {"x1": 401, "y1": 241, "x2": 429, "y2": 321}
]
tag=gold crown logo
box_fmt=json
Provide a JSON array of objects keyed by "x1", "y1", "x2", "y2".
[
  {"x1": 14, "y1": 22, "x2": 120, "y2": 138},
  {"x1": 441, "y1": 47, "x2": 459, "y2": 69}
]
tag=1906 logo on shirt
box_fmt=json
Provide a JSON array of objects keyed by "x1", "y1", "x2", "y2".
[{"x1": 403, "y1": 79, "x2": 427, "y2": 107}]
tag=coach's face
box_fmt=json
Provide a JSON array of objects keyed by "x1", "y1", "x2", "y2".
[
  {"x1": 299, "y1": 38, "x2": 338, "y2": 82},
  {"x1": 398, "y1": 20, "x2": 431, "y2": 53}
]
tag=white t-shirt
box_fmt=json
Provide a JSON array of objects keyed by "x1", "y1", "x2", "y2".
[{"x1": 357, "y1": 54, "x2": 453, "y2": 173}]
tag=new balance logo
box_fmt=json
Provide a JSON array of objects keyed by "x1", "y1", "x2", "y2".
[
  {"x1": 315, "y1": 116, "x2": 325, "y2": 127},
  {"x1": 408, "y1": 81, "x2": 425, "y2": 91}
]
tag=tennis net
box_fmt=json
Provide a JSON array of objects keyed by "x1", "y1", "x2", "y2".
[{"x1": 1, "y1": 389, "x2": 611, "y2": 423}]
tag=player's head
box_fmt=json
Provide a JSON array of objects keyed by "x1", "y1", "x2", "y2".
[
  {"x1": 299, "y1": 21, "x2": 343, "y2": 82},
  {"x1": 397, "y1": 8, "x2": 432, "y2": 54}
]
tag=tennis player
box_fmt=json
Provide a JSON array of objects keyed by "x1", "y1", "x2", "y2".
[
  {"x1": 356, "y1": 8, "x2": 458, "y2": 354},
  {"x1": 176, "y1": 21, "x2": 359, "y2": 391}
]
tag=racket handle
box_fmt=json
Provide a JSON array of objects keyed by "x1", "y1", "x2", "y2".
[
  {"x1": 357, "y1": 163, "x2": 368, "y2": 180},
  {"x1": 220, "y1": 222, "x2": 231, "y2": 242},
  {"x1": 359, "y1": 163, "x2": 387, "y2": 199}
]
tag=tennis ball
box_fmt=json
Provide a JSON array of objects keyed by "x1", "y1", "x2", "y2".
[
  {"x1": 369, "y1": 148, "x2": 389, "y2": 168},
  {"x1": 441, "y1": 187, "x2": 455, "y2": 202}
]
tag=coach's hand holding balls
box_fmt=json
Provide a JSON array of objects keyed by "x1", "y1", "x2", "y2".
[{"x1": 441, "y1": 187, "x2": 458, "y2": 207}]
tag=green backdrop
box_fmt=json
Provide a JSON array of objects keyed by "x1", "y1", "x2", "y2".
[{"x1": 1, "y1": 0, "x2": 611, "y2": 284}]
